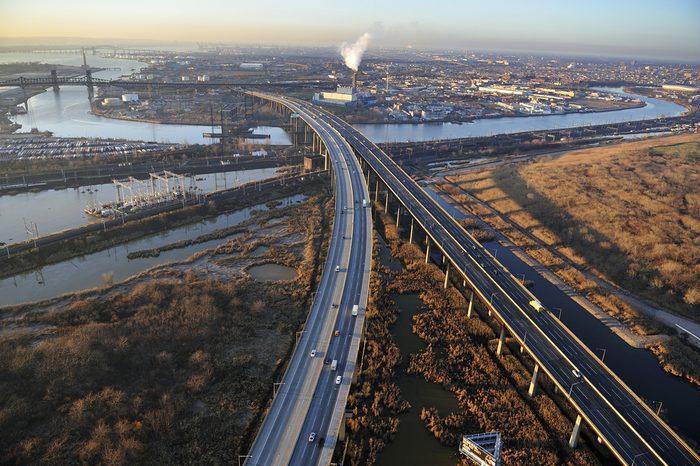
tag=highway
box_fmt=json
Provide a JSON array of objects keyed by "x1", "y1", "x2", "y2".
[
  {"x1": 274, "y1": 96, "x2": 698, "y2": 466},
  {"x1": 244, "y1": 94, "x2": 372, "y2": 466}
]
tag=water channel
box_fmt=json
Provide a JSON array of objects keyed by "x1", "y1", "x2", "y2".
[
  {"x1": 0, "y1": 194, "x2": 305, "y2": 307},
  {"x1": 0, "y1": 166, "x2": 284, "y2": 245},
  {"x1": 374, "y1": 236, "x2": 460, "y2": 466},
  {"x1": 422, "y1": 186, "x2": 700, "y2": 444}
]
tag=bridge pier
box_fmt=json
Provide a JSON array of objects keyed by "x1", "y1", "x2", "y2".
[
  {"x1": 409, "y1": 217, "x2": 414, "y2": 244},
  {"x1": 467, "y1": 291, "x2": 474, "y2": 318},
  {"x1": 374, "y1": 178, "x2": 379, "y2": 202},
  {"x1": 443, "y1": 263, "x2": 450, "y2": 289},
  {"x1": 569, "y1": 414, "x2": 583, "y2": 448},
  {"x1": 528, "y1": 364, "x2": 540, "y2": 397},
  {"x1": 396, "y1": 206, "x2": 401, "y2": 227},
  {"x1": 425, "y1": 238, "x2": 431, "y2": 264},
  {"x1": 496, "y1": 326, "x2": 506, "y2": 356},
  {"x1": 384, "y1": 190, "x2": 390, "y2": 212}
]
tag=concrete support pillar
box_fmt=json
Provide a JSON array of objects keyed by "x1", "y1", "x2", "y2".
[
  {"x1": 569, "y1": 414, "x2": 583, "y2": 448},
  {"x1": 339, "y1": 417, "x2": 346, "y2": 442},
  {"x1": 425, "y1": 238, "x2": 431, "y2": 264},
  {"x1": 374, "y1": 179, "x2": 379, "y2": 202},
  {"x1": 384, "y1": 191, "x2": 390, "y2": 212},
  {"x1": 467, "y1": 291, "x2": 474, "y2": 318},
  {"x1": 409, "y1": 218, "x2": 414, "y2": 244},
  {"x1": 496, "y1": 326, "x2": 506, "y2": 357},
  {"x1": 443, "y1": 263, "x2": 450, "y2": 289},
  {"x1": 324, "y1": 150, "x2": 329, "y2": 171},
  {"x1": 528, "y1": 364, "x2": 540, "y2": 397},
  {"x1": 396, "y1": 206, "x2": 401, "y2": 227},
  {"x1": 366, "y1": 170, "x2": 370, "y2": 186}
]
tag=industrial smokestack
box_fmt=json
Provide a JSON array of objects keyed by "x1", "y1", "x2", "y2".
[{"x1": 352, "y1": 71, "x2": 358, "y2": 89}]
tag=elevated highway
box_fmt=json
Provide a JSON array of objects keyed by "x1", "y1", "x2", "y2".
[
  {"x1": 250, "y1": 92, "x2": 699, "y2": 466},
  {"x1": 244, "y1": 95, "x2": 372, "y2": 466}
]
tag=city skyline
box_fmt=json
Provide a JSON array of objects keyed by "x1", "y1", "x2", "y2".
[{"x1": 1, "y1": 0, "x2": 699, "y2": 62}]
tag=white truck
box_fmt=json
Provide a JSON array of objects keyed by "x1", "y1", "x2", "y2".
[
  {"x1": 331, "y1": 359, "x2": 338, "y2": 371},
  {"x1": 362, "y1": 199, "x2": 368, "y2": 208},
  {"x1": 351, "y1": 304, "x2": 359, "y2": 317}
]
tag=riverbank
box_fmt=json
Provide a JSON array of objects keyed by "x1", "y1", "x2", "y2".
[
  {"x1": 0, "y1": 185, "x2": 334, "y2": 465},
  {"x1": 0, "y1": 172, "x2": 321, "y2": 281},
  {"x1": 345, "y1": 99, "x2": 647, "y2": 126}
]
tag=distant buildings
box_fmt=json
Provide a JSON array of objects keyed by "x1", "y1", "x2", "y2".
[{"x1": 240, "y1": 63, "x2": 264, "y2": 70}]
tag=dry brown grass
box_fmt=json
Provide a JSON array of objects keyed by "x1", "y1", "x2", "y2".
[
  {"x1": 347, "y1": 210, "x2": 601, "y2": 465},
  {"x1": 450, "y1": 134, "x2": 700, "y2": 323},
  {"x1": 0, "y1": 191, "x2": 333, "y2": 465}
]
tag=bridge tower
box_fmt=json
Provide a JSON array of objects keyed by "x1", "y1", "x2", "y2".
[
  {"x1": 50, "y1": 69, "x2": 59, "y2": 93},
  {"x1": 85, "y1": 69, "x2": 94, "y2": 100}
]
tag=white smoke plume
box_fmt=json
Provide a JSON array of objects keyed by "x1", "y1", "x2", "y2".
[{"x1": 340, "y1": 33, "x2": 371, "y2": 71}]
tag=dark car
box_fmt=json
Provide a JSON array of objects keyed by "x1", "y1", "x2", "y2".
[
  {"x1": 317, "y1": 436, "x2": 325, "y2": 448},
  {"x1": 324, "y1": 358, "x2": 331, "y2": 365}
]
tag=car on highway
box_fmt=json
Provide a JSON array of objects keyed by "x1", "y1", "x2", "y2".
[
  {"x1": 310, "y1": 349, "x2": 316, "y2": 358},
  {"x1": 317, "y1": 436, "x2": 325, "y2": 448},
  {"x1": 324, "y1": 358, "x2": 331, "y2": 365},
  {"x1": 308, "y1": 432, "x2": 316, "y2": 442},
  {"x1": 335, "y1": 265, "x2": 340, "y2": 272},
  {"x1": 334, "y1": 329, "x2": 340, "y2": 336},
  {"x1": 335, "y1": 375, "x2": 342, "y2": 385},
  {"x1": 572, "y1": 369, "x2": 582, "y2": 379}
]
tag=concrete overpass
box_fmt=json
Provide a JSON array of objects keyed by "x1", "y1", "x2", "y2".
[
  {"x1": 243, "y1": 94, "x2": 372, "y2": 466},
  {"x1": 249, "y1": 92, "x2": 700, "y2": 466}
]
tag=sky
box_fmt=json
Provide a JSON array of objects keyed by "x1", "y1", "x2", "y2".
[{"x1": 1, "y1": 0, "x2": 699, "y2": 61}]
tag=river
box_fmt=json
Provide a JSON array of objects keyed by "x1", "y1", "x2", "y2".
[
  {"x1": 354, "y1": 88, "x2": 687, "y2": 143},
  {"x1": 0, "y1": 166, "x2": 284, "y2": 245},
  {"x1": 1, "y1": 52, "x2": 291, "y2": 145}
]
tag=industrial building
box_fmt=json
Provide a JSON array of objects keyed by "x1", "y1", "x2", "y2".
[
  {"x1": 121, "y1": 94, "x2": 139, "y2": 103},
  {"x1": 662, "y1": 84, "x2": 699, "y2": 93},
  {"x1": 313, "y1": 86, "x2": 358, "y2": 107}
]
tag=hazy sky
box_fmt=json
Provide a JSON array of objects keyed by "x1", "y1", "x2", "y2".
[{"x1": 1, "y1": 0, "x2": 699, "y2": 61}]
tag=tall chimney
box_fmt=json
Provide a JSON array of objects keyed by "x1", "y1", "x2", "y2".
[{"x1": 352, "y1": 71, "x2": 357, "y2": 89}]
